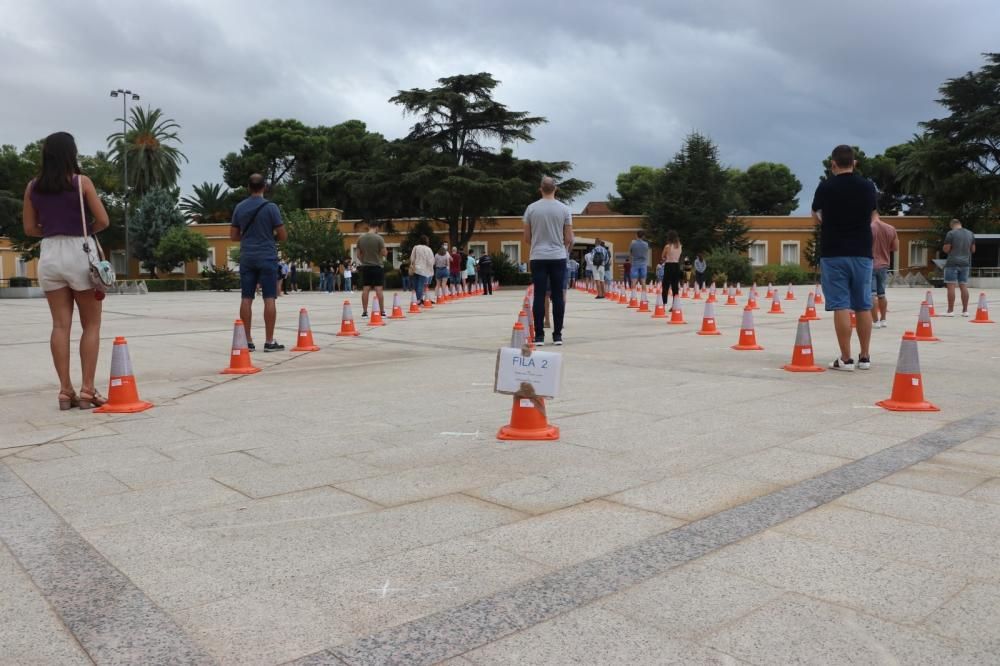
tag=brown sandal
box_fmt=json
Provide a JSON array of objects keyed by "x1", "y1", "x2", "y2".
[
  {"x1": 78, "y1": 389, "x2": 107, "y2": 410},
  {"x1": 58, "y1": 390, "x2": 79, "y2": 411}
]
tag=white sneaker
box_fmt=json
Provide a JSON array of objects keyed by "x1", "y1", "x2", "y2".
[
  {"x1": 943, "y1": 311, "x2": 955, "y2": 317},
  {"x1": 857, "y1": 356, "x2": 872, "y2": 370},
  {"x1": 961, "y1": 311, "x2": 970, "y2": 318},
  {"x1": 829, "y1": 357, "x2": 856, "y2": 371}
]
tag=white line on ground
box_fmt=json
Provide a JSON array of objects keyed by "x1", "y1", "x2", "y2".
[{"x1": 439, "y1": 431, "x2": 480, "y2": 438}]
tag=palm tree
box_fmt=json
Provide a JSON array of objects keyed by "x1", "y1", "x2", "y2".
[
  {"x1": 180, "y1": 182, "x2": 232, "y2": 223},
  {"x1": 107, "y1": 106, "x2": 187, "y2": 196}
]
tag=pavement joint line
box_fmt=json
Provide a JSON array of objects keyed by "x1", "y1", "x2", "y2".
[{"x1": 283, "y1": 409, "x2": 1000, "y2": 666}]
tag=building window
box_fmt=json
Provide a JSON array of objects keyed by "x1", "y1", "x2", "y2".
[
  {"x1": 908, "y1": 242, "x2": 927, "y2": 268},
  {"x1": 15, "y1": 257, "x2": 28, "y2": 277},
  {"x1": 780, "y1": 241, "x2": 800, "y2": 266},
  {"x1": 198, "y1": 248, "x2": 216, "y2": 272},
  {"x1": 501, "y1": 241, "x2": 520, "y2": 265},
  {"x1": 749, "y1": 241, "x2": 767, "y2": 267},
  {"x1": 468, "y1": 242, "x2": 487, "y2": 258}
]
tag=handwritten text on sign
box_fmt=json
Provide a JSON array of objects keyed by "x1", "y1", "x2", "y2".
[{"x1": 494, "y1": 348, "x2": 562, "y2": 398}]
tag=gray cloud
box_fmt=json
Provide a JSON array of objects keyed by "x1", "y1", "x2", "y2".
[{"x1": 1, "y1": 0, "x2": 996, "y2": 213}]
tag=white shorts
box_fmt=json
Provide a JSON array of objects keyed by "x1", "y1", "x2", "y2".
[
  {"x1": 38, "y1": 235, "x2": 92, "y2": 292},
  {"x1": 592, "y1": 265, "x2": 605, "y2": 281}
]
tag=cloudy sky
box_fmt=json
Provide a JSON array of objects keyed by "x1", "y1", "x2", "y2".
[{"x1": 1, "y1": 1, "x2": 996, "y2": 214}]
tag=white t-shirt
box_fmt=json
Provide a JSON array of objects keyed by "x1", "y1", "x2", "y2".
[
  {"x1": 584, "y1": 253, "x2": 594, "y2": 271},
  {"x1": 523, "y1": 198, "x2": 572, "y2": 261},
  {"x1": 343, "y1": 268, "x2": 352, "y2": 278}
]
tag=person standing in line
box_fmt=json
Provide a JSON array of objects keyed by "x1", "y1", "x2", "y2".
[
  {"x1": 318, "y1": 263, "x2": 329, "y2": 293},
  {"x1": 655, "y1": 261, "x2": 665, "y2": 287},
  {"x1": 230, "y1": 173, "x2": 287, "y2": 352},
  {"x1": 583, "y1": 248, "x2": 594, "y2": 291},
  {"x1": 399, "y1": 255, "x2": 411, "y2": 292},
  {"x1": 602, "y1": 240, "x2": 613, "y2": 293},
  {"x1": 342, "y1": 261, "x2": 352, "y2": 292},
  {"x1": 591, "y1": 238, "x2": 609, "y2": 299},
  {"x1": 465, "y1": 251, "x2": 477, "y2": 292},
  {"x1": 623, "y1": 258, "x2": 632, "y2": 288},
  {"x1": 870, "y1": 213, "x2": 898, "y2": 328},
  {"x1": 811, "y1": 144, "x2": 877, "y2": 371},
  {"x1": 288, "y1": 261, "x2": 297, "y2": 292},
  {"x1": 629, "y1": 230, "x2": 650, "y2": 288},
  {"x1": 22, "y1": 131, "x2": 112, "y2": 409},
  {"x1": 523, "y1": 176, "x2": 573, "y2": 346},
  {"x1": 277, "y1": 259, "x2": 288, "y2": 297},
  {"x1": 409, "y1": 235, "x2": 435, "y2": 304},
  {"x1": 660, "y1": 230, "x2": 683, "y2": 310},
  {"x1": 448, "y1": 245, "x2": 462, "y2": 291},
  {"x1": 477, "y1": 251, "x2": 494, "y2": 295},
  {"x1": 433, "y1": 246, "x2": 451, "y2": 299},
  {"x1": 942, "y1": 218, "x2": 976, "y2": 316},
  {"x1": 567, "y1": 256, "x2": 579, "y2": 286},
  {"x1": 693, "y1": 252, "x2": 707, "y2": 289},
  {"x1": 357, "y1": 224, "x2": 386, "y2": 317}
]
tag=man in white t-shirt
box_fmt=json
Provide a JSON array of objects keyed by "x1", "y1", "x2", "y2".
[{"x1": 523, "y1": 176, "x2": 573, "y2": 346}]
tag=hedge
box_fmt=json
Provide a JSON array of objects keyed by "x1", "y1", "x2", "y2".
[
  {"x1": 143, "y1": 278, "x2": 209, "y2": 292},
  {"x1": 753, "y1": 264, "x2": 815, "y2": 285}
]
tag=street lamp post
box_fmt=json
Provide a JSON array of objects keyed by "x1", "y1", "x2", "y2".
[{"x1": 110, "y1": 89, "x2": 140, "y2": 278}]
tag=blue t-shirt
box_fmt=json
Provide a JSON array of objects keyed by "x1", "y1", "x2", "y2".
[{"x1": 231, "y1": 197, "x2": 283, "y2": 261}]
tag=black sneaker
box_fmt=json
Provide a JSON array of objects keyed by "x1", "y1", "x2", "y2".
[
  {"x1": 247, "y1": 342, "x2": 256, "y2": 352},
  {"x1": 533, "y1": 337, "x2": 545, "y2": 347},
  {"x1": 857, "y1": 356, "x2": 871, "y2": 370},
  {"x1": 829, "y1": 357, "x2": 855, "y2": 371},
  {"x1": 553, "y1": 335, "x2": 563, "y2": 346},
  {"x1": 263, "y1": 341, "x2": 285, "y2": 352},
  {"x1": 380, "y1": 312, "x2": 386, "y2": 318},
  {"x1": 361, "y1": 311, "x2": 368, "y2": 318}
]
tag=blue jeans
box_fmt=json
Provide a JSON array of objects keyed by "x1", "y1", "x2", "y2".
[
  {"x1": 820, "y1": 257, "x2": 872, "y2": 311},
  {"x1": 414, "y1": 274, "x2": 428, "y2": 301},
  {"x1": 343, "y1": 277, "x2": 352, "y2": 291},
  {"x1": 402, "y1": 274, "x2": 411, "y2": 291},
  {"x1": 943, "y1": 266, "x2": 970, "y2": 284},
  {"x1": 530, "y1": 259, "x2": 567, "y2": 338}
]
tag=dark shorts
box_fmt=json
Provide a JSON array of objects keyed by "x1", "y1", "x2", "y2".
[
  {"x1": 872, "y1": 266, "x2": 889, "y2": 297},
  {"x1": 359, "y1": 265, "x2": 384, "y2": 288},
  {"x1": 449, "y1": 271, "x2": 461, "y2": 285},
  {"x1": 240, "y1": 256, "x2": 278, "y2": 300},
  {"x1": 821, "y1": 257, "x2": 873, "y2": 311}
]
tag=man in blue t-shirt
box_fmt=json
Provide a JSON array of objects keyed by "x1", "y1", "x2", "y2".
[
  {"x1": 811, "y1": 145, "x2": 877, "y2": 371},
  {"x1": 229, "y1": 174, "x2": 288, "y2": 352}
]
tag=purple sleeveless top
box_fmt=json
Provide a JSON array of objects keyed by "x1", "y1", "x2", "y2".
[{"x1": 29, "y1": 175, "x2": 87, "y2": 238}]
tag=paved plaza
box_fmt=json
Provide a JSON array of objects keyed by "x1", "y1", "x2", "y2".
[{"x1": 1, "y1": 285, "x2": 999, "y2": 665}]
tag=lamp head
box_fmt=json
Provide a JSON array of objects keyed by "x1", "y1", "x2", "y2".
[{"x1": 110, "y1": 90, "x2": 119, "y2": 97}]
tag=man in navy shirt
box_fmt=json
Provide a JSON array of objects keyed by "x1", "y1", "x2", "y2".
[
  {"x1": 230, "y1": 174, "x2": 288, "y2": 352},
  {"x1": 811, "y1": 145, "x2": 877, "y2": 371}
]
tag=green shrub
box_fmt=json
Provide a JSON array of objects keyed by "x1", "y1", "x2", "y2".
[
  {"x1": 294, "y1": 270, "x2": 315, "y2": 291},
  {"x1": 201, "y1": 265, "x2": 239, "y2": 291},
  {"x1": 753, "y1": 266, "x2": 778, "y2": 285},
  {"x1": 766, "y1": 263, "x2": 812, "y2": 285},
  {"x1": 509, "y1": 273, "x2": 533, "y2": 286},
  {"x1": 706, "y1": 250, "x2": 753, "y2": 286},
  {"x1": 490, "y1": 251, "x2": 518, "y2": 285},
  {"x1": 144, "y1": 278, "x2": 209, "y2": 292}
]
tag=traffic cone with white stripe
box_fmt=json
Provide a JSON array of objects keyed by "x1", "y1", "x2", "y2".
[
  {"x1": 707, "y1": 286, "x2": 717, "y2": 304},
  {"x1": 732, "y1": 307, "x2": 764, "y2": 350},
  {"x1": 747, "y1": 291, "x2": 759, "y2": 310},
  {"x1": 651, "y1": 292, "x2": 668, "y2": 318},
  {"x1": 814, "y1": 284, "x2": 824, "y2": 304},
  {"x1": 914, "y1": 302, "x2": 939, "y2": 341},
  {"x1": 95, "y1": 337, "x2": 154, "y2": 412},
  {"x1": 409, "y1": 294, "x2": 422, "y2": 314},
  {"x1": 785, "y1": 283, "x2": 796, "y2": 300},
  {"x1": 725, "y1": 287, "x2": 738, "y2": 306},
  {"x1": 696, "y1": 301, "x2": 722, "y2": 336},
  {"x1": 509, "y1": 321, "x2": 528, "y2": 348},
  {"x1": 877, "y1": 332, "x2": 939, "y2": 412},
  {"x1": 222, "y1": 320, "x2": 262, "y2": 374},
  {"x1": 290, "y1": 308, "x2": 320, "y2": 352},
  {"x1": 668, "y1": 300, "x2": 686, "y2": 325},
  {"x1": 390, "y1": 293, "x2": 406, "y2": 319},
  {"x1": 782, "y1": 317, "x2": 824, "y2": 372},
  {"x1": 736, "y1": 282, "x2": 743, "y2": 296},
  {"x1": 925, "y1": 290, "x2": 937, "y2": 317},
  {"x1": 768, "y1": 290, "x2": 784, "y2": 314},
  {"x1": 970, "y1": 292, "x2": 994, "y2": 324},
  {"x1": 637, "y1": 287, "x2": 650, "y2": 313},
  {"x1": 519, "y1": 310, "x2": 535, "y2": 348},
  {"x1": 802, "y1": 292, "x2": 821, "y2": 321},
  {"x1": 765, "y1": 283, "x2": 775, "y2": 299},
  {"x1": 336, "y1": 301, "x2": 360, "y2": 337},
  {"x1": 497, "y1": 394, "x2": 559, "y2": 441}
]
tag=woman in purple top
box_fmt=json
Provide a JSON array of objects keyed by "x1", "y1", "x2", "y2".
[{"x1": 22, "y1": 132, "x2": 111, "y2": 410}]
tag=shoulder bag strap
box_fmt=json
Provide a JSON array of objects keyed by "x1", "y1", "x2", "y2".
[
  {"x1": 240, "y1": 201, "x2": 273, "y2": 238},
  {"x1": 78, "y1": 176, "x2": 92, "y2": 254}
]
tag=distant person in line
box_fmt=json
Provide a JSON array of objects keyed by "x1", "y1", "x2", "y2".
[
  {"x1": 629, "y1": 230, "x2": 650, "y2": 287},
  {"x1": 230, "y1": 173, "x2": 287, "y2": 352},
  {"x1": 477, "y1": 252, "x2": 494, "y2": 295},
  {"x1": 409, "y1": 235, "x2": 435, "y2": 303},
  {"x1": 693, "y1": 253, "x2": 707, "y2": 289},
  {"x1": 449, "y1": 245, "x2": 462, "y2": 290},
  {"x1": 602, "y1": 240, "x2": 613, "y2": 292},
  {"x1": 942, "y1": 218, "x2": 976, "y2": 317},
  {"x1": 623, "y1": 258, "x2": 632, "y2": 288},
  {"x1": 566, "y1": 256, "x2": 579, "y2": 286},
  {"x1": 465, "y1": 251, "x2": 477, "y2": 292},
  {"x1": 342, "y1": 261, "x2": 352, "y2": 292},
  {"x1": 655, "y1": 261, "x2": 665, "y2": 286},
  {"x1": 288, "y1": 261, "x2": 297, "y2": 292},
  {"x1": 870, "y1": 213, "x2": 898, "y2": 328},
  {"x1": 22, "y1": 131, "x2": 111, "y2": 409},
  {"x1": 357, "y1": 223, "x2": 387, "y2": 317},
  {"x1": 682, "y1": 255, "x2": 693, "y2": 286},
  {"x1": 591, "y1": 238, "x2": 610, "y2": 299},
  {"x1": 433, "y1": 245, "x2": 451, "y2": 298},
  {"x1": 399, "y1": 256, "x2": 411, "y2": 292},
  {"x1": 660, "y1": 230, "x2": 683, "y2": 310},
  {"x1": 811, "y1": 144, "x2": 877, "y2": 371},
  {"x1": 523, "y1": 176, "x2": 573, "y2": 346},
  {"x1": 277, "y1": 260, "x2": 288, "y2": 296},
  {"x1": 318, "y1": 263, "x2": 330, "y2": 293},
  {"x1": 583, "y1": 249, "x2": 594, "y2": 290}
]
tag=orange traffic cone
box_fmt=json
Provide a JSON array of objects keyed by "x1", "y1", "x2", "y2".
[
  {"x1": 877, "y1": 332, "x2": 939, "y2": 412},
  {"x1": 970, "y1": 292, "x2": 994, "y2": 324},
  {"x1": 637, "y1": 288, "x2": 650, "y2": 313},
  {"x1": 914, "y1": 302, "x2": 939, "y2": 341},
  {"x1": 369, "y1": 307, "x2": 386, "y2": 327},
  {"x1": 736, "y1": 282, "x2": 743, "y2": 296},
  {"x1": 783, "y1": 317, "x2": 824, "y2": 372},
  {"x1": 680, "y1": 285, "x2": 689, "y2": 299},
  {"x1": 768, "y1": 291, "x2": 784, "y2": 314},
  {"x1": 725, "y1": 287, "x2": 738, "y2": 306},
  {"x1": 509, "y1": 321, "x2": 528, "y2": 348},
  {"x1": 390, "y1": 293, "x2": 406, "y2": 319},
  {"x1": 423, "y1": 294, "x2": 434, "y2": 308},
  {"x1": 785, "y1": 284, "x2": 796, "y2": 300},
  {"x1": 519, "y1": 310, "x2": 535, "y2": 347},
  {"x1": 336, "y1": 301, "x2": 360, "y2": 337},
  {"x1": 747, "y1": 292, "x2": 759, "y2": 310},
  {"x1": 626, "y1": 288, "x2": 638, "y2": 308},
  {"x1": 696, "y1": 301, "x2": 722, "y2": 336},
  {"x1": 924, "y1": 290, "x2": 937, "y2": 317},
  {"x1": 850, "y1": 310, "x2": 857, "y2": 329},
  {"x1": 732, "y1": 307, "x2": 764, "y2": 350},
  {"x1": 618, "y1": 289, "x2": 628, "y2": 304},
  {"x1": 765, "y1": 283, "x2": 775, "y2": 299},
  {"x1": 802, "y1": 292, "x2": 821, "y2": 321},
  {"x1": 497, "y1": 394, "x2": 559, "y2": 441},
  {"x1": 814, "y1": 284, "x2": 824, "y2": 304},
  {"x1": 291, "y1": 308, "x2": 320, "y2": 352},
  {"x1": 409, "y1": 294, "x2": 422, "y2": 314},
  {"x1": 651, "y1": 292, "x2": 668, "y2": 318},
  {"x1": 95, "y1": 337, "x2": 154, "y2": 413},
  {"x1": 707, "y1": 287, "x2": 717, "y2": 304},
  {"x1": 668, "y1": 301, "x2": 686, "y2": 325},
  {"x1": 222, "y1": 320, "x2": 262, "y2": 374},
  {"x1": 693, "y1": 287, "x2": 702, "y2": 300}
]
